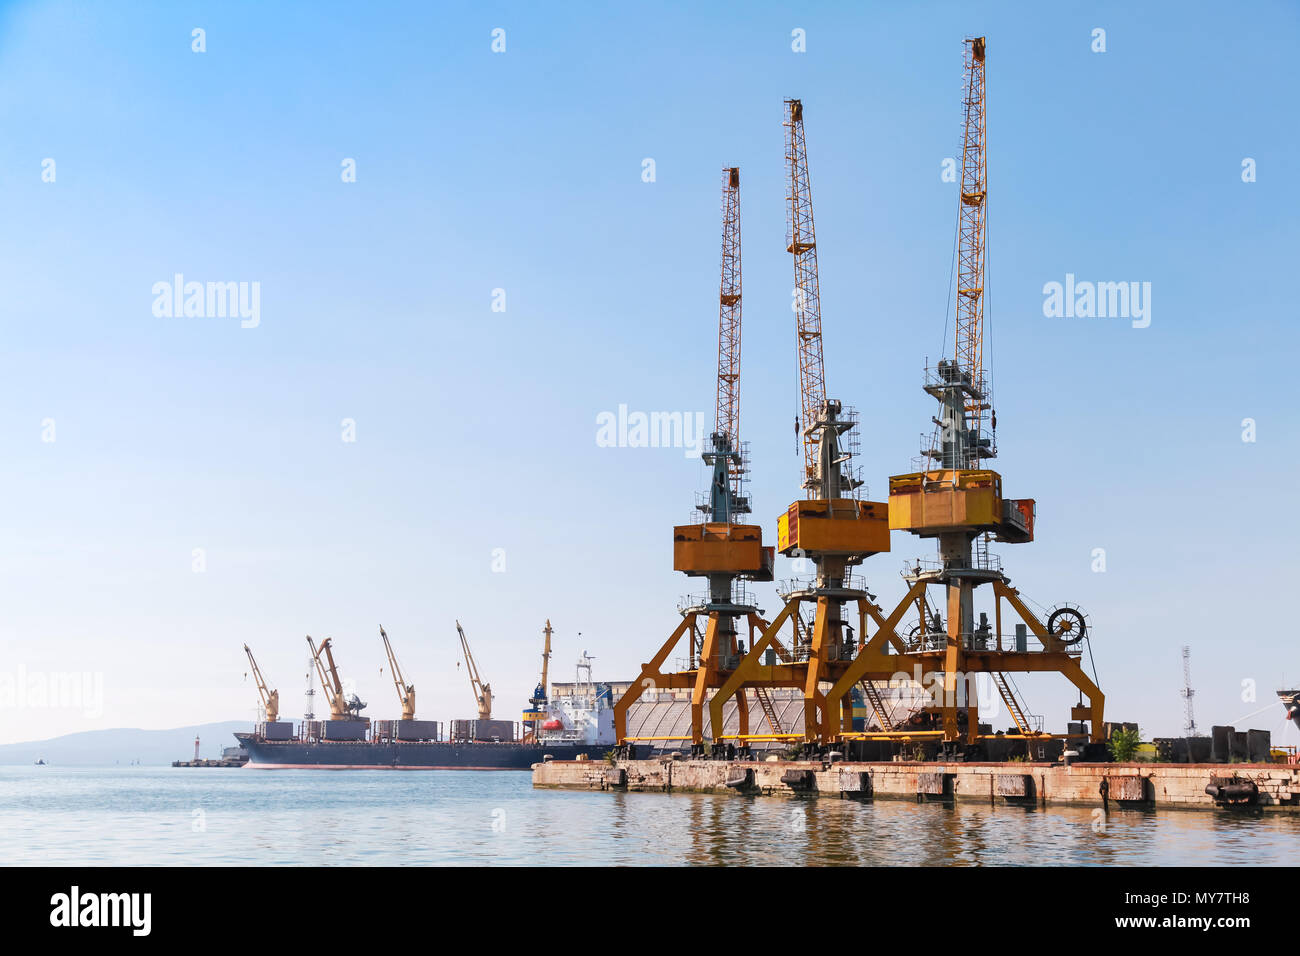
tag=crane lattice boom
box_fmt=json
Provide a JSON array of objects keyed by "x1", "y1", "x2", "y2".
[
  {"x1": 715, "y1": 166, "x2": 743, "y2": 501},
  {"x1": 784, "y1": 99, "x2": 826, "y2": 486},
  {"x1": 954, "y1": 37, "x2": 989, "y2": 452}
]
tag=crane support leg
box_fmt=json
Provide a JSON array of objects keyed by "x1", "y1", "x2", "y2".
[
  {"x1": 992, "y1": 580, "x2": 1055, "y2": 647},
  {"x1": 942, "y1": 582, "x2": 965, "y2": 741},
  {"x1": 707, "y1": 600, "x2": 801, "y2": 740},
  {"x1": 614, "y1": 613, "x2": 697, "y2": 744},
  {"x1": 802, "y1": 597, "x2": 833, "y2": 741},
  {"x1": 822, "y1": 582, "x2": 926, "y2": 739},
  {"x1": 840, "y1": 599, "x2": 868, "y2": 735},
  {"x1": 691, "y1": 615, "x2": 723, "y2": 747},
  {"x1": 1061, "y1": 657, "x2": 1105, "y2": 743}
]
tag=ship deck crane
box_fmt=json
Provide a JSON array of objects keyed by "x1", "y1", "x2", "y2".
[
  {"x1": 243, "y1": 643, "x2": 279, "y2": 723},
  {"x1": 522, "y1": 620, "x2": 553, "y2": 743},
  {"x1": 307, "y1": 635, "x2": 365, "y2": 720},
  {"x1": 379, "y1": 626, "x2": 415, "y2": 720},
  {"x1": 455, "y1": 620, "x2": 493, "y2": 720},
  {"x1": 613, "y1": 166, "x2": 776, "y2": 755}
]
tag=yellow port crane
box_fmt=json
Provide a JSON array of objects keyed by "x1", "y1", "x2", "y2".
[
  {"x1": 379, "y1": 625, "x2": 415, "y2": 720},
  {"x1": 612, "y1": 165, "x2": 775, "y2": 755},
  {"x1": 864, "y1": 36, "x2": 1104, "y2": 752},
  {"x1": 307, "y1": 635, "x2": 365, "y2": 720},
  {"x1": 243, "y1": 643, "x2": 279, "y2": 722},
  {"x1": 455, "y1": 620, "x2": 493, "y2": 720},
  {"x1": 708, "y1": 100, "x2": 902, "y2": 749}
]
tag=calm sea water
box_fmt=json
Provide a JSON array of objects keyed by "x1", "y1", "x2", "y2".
[{"x1": 3, "y1": 765, "x2": 1300, "y2": 866}]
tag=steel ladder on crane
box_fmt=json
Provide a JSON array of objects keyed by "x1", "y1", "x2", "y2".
[
  {"x1": 858, "y1": 679, "x2": 892, "y2": 730},
  {"x1": 752, "y1": 686, "x2": 783, "y2": 735},
  {"x1": 991, "y1": 672, "x2": 1035, "y2": 735}
]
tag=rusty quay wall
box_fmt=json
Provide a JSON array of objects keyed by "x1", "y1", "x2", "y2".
[{"x1": 532, "y1": 758, "x2": 1300, "y2": 812}]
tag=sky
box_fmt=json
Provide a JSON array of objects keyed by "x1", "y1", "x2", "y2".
[{"x1": 0, "y1": 0, "x2": 1297, "y2": 748}]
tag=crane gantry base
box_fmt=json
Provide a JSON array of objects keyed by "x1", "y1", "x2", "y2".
[
  {"x1": 613, "y1": 605, "x2": 769, "y2": 751},
  {"x1": 703, "y1": 586, "x2": 914, "y2": 747},
  {"x1": 882, "y1": 574, "x2": 1105, "y2": 745},
  {"x1": 678, "y1": 574, "x2": 1104, "y2": 752}
]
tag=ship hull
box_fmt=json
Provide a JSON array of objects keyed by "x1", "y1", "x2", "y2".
[
  {"x1": 1279, "y1": 690, "x2": 1300, "y2": 730},
  {"x1": 234, "y1": 733, "x2": 612, "y2": 770}
]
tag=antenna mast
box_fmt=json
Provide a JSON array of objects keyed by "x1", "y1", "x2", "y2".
[
  {"x1": 1181, "y1": 645, "x2": 1197, "y2": 737},
  {"x1": 303, "y1": 654, "x2": 315, "y2": 720}
]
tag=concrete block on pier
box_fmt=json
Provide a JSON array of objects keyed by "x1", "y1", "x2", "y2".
[
  {"x1": 1230, "y1": 731, "x2": 1249, "y2": 762},
  {"x1": 1211, "y1": 725, "x2": 1233, "y2": 763},
  {"x1": 1248, "y1": 729, "x2": 1272, "y2": 763}
]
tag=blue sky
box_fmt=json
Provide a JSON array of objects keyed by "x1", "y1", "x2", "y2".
[{"x1": 1, "y1": 0, "x2": 1296, "y2": 747}]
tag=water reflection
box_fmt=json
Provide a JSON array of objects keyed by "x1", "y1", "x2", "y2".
[{"x1": 5, "y1": 767, "x2": 1300, "y2": 866}]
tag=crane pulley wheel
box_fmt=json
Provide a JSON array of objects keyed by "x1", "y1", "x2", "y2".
[{"x1": 1046, "y1": 605, "x2": 1088, "y2": 646}]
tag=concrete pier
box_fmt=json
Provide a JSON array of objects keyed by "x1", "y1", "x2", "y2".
[{"x1": 533, "y1": 758, "x2": 1300, "y2": 812}]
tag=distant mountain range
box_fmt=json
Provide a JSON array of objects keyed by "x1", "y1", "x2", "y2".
[{"x1": 0, "y1": 721, "x2": 249, "y2": 766}]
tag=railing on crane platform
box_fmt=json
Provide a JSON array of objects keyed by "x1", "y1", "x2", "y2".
[
  {"x1": 776, "y1": 570, "x2": 869, "y2": 601},
  {"x1": 902, "y1": 552, "x2": 1003, "y2": 578},
  {"x1": 676, "y1": 582, "x2": 759, "y2": 615}
]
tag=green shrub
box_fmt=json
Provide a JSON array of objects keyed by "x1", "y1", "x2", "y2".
[{"x1": 1108, "y1": 727, "x2": 1141, "y2": 762}]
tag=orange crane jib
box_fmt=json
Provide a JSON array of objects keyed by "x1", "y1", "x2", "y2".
[{"x1": 784, "y1": 98, "x2": 826, "y2": 485}]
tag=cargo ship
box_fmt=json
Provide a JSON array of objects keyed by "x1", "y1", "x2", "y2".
[
  {"x1": 235, "y1": 698, "x2": 615, "y2": 770},
  {"x1": 237, "y1": 646, "x2": 626, "y2": 770}
]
